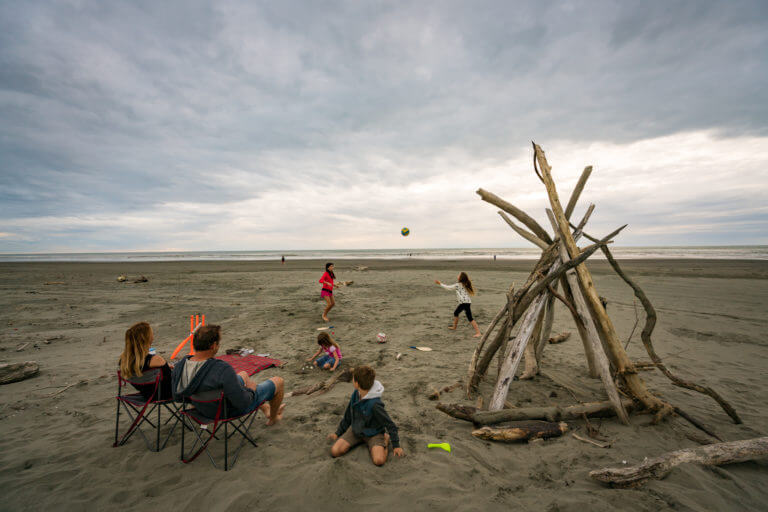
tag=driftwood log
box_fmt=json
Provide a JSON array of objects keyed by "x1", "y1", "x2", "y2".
[
  {"x1": 429, "y1": 380, "x2": 463, "y2": 400},
  {"x1": 590, "y1": 437, "x2": 768, "y2": 488},
  {"x1": 548, "y1": 332, "x2": 571, "y2": 344},
  {"x1": 0, "y1": 361, "x2": 40, "y2": 385},
  {"x1": 472, "y1": 421, "x2": 568, "y2": 443},
  {"x1": 287, "y1": 367, "x2": 353, "y2": 397},
  {"x1": 437, "y1": 399, "x2": 634, "y2": 426}
]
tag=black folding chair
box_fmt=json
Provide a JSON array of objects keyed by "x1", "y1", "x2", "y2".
[
  {"x1": 180, "y1": 390, "x2": 260, "y2": 471},
  {"x1": 113, "y1": 369, "x2": 182, "y2": 451}
]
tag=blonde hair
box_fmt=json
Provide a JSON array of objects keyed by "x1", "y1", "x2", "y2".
[
  {"x1": 317, "y1": 331, "x2": 340, "y2": 350},
  {"x1": 459, "y1": 272, "x2": 476, "y2": 296},
  {"x1": 119, "y1": 322, "x2": 152, "y2": 378}
]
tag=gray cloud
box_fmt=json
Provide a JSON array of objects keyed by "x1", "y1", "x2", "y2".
[{"x1": 0, "y1": 1, "x2": 767, "y2": 251}]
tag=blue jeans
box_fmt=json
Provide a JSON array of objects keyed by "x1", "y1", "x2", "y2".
[
  {"x1": 315, "y1": 355, "x2": 337, "y2": 368},
  {"x1": 236, "y1": 377, "x2": 276, "y2": 414}
]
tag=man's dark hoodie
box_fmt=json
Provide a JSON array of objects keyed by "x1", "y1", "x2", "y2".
[
  {"x1": 335, "y1": 380, "x2": 400, "y2": 448},
  {"x1": 171, "y1": 356, "x2": 254, "y2": 418}
]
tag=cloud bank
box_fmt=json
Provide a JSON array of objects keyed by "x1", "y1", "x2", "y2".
[{"x1": 1, "y1": 1, "x2": 766, "y2": 251}]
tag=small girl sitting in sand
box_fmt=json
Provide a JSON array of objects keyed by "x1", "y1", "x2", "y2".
[
  {"x1": 119, "y1": 322, "x2": 173, "y2": 399},
  {"x1": 435, "y1": 272, "x2": 482, "y2": 338},
  {"x1": 306, "y1": 332, "x2": 342, "y2": 371}
]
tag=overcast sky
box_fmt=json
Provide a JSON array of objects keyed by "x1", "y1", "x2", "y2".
[{"x1": 1, "y1": 0, "x2": 767, "y2": 252}]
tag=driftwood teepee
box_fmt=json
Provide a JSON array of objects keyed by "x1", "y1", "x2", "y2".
[{"x1": 440, "y1": 143, "x2": 740, "y2": 438}]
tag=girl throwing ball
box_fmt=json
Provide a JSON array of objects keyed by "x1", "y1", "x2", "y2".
[{"x1": 435, "y1": 272, "x2": 482, "y2": 338}]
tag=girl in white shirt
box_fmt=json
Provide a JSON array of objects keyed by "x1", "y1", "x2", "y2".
[{"x1": 435, "y1": 272, "x2": 482, "y2": 338}]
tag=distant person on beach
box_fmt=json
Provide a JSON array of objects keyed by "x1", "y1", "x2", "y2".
[
  {"x1": 319, "y1": 262, "x2": 336, "y2": 322},
  {"x1": 328, "y1": 366, "x2": 404, "y2": 466},
  {"x1": 172, "y1": 325, "x2": 285, "y2": 425},
  {"x1": 306, "y1": 331, "x2": 342, "y2": 371},
  {"x1": 435, "y1": 272, "x2": 482, "y2": 338},
  {"x1": 119, "y1": 321, "x2": 173, "y2": 400},
  {"x1": 281, "y1": 255, "x2": 285, "y2": 265}
]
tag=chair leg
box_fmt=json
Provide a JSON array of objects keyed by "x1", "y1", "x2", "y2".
[
  {"x1": 156, "y1": 403, "x2": 161, "y2": 452},
  {"x1": 224, "y1": 421, "x2": 229, "y2": 471},
  {"x1": 113, "y1": 398, "x2": 120, "y2": 447}
]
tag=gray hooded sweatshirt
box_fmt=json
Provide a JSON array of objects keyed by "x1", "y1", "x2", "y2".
[{"x1": 335, "y1": 380, "x2": 400, "y2": 448}]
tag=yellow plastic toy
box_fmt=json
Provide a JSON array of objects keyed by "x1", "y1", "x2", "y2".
[{"x1": 427, "y1": 442, "x2": 451, "y2": 453}]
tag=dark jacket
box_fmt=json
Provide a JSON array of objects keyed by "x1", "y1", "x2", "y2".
[
  {"x1": 171, "y1": 356, "x2": 254, "y2": 418},
  {"x1": 335, "y1": 380, "x2": 400, "y2": 448}
]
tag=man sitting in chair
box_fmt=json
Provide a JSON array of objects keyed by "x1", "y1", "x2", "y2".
[{"x1": 172, "y1": 324, "x2": 285, "y2": 425}]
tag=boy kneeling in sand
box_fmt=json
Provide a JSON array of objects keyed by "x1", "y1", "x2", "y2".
[{"x1": 328, "y1": 366, "x2": 404, "y2": 465}]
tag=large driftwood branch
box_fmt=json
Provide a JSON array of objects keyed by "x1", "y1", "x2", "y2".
[
  {"x1": 466, "y1": 300, "x2": 509, "y2": 397},
  {"x1": 534, "y1": 294, "x2": 556, "y2": 363},
  {"x1": 590, "y1": 437, "x2": 768, "y2": 488},
  {"x1": 498, "y1": 211, "x2": 549, "y2": 250},
  {"x1": 287, "y1": 367, "x2": 353, "y2": 397},
  {"x1": 437, "y1": 399, "x2": 635, "y2": 425},
  {"x1": 429, "y1": 380, "x2": 463, "y2": 400},
  {"x1": 472, "y1": 421, "x2": 568, "y2": 443},
  {"x1": 477, "y1": 188, "x2": 553, "y2": 244},
  {"x1": 564, "y1": 166, "x2": 593, "y2": 220},
  {"x1": 533, "y1": 142, "x2": 671, "y2": 418},
  {"x1": 489, "y1": 292, "x2": 549, "y2": 409},
  {"x1": 0, "y1": 362, "x2": 39, "y2": 385},
  {"x1": 601, "y1": 246, "x2": 742, "y2": 425}
]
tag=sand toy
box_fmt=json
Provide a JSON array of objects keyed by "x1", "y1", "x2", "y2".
[{"x1": 428, "y1": 442, "x2": 451, "y2": 452}]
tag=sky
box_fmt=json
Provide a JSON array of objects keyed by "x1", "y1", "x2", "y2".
[{"x1": 1, "y1": 0, "x2": 767, "y2": 253}]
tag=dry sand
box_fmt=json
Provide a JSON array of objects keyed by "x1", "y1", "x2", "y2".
[{"x1": 0, "y1": 258, "x2": 767, "y2": 511}]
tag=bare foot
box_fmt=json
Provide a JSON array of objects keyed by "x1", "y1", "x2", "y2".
[
  {"x1": 266, "y1": 403, "x2": 286, "y2": 426},
  {"x1": 448, "y1": 326, "x2": 456, "y2": 330},
  {"x1": 473, "y1": 332, "x2": 482, "y2": 338},
  {"x1": 322, "y1": 315, "x2": 329, "y2": 322},
  {"x1": 520, "y1": 370, "x2": 538, "y2": 380}
]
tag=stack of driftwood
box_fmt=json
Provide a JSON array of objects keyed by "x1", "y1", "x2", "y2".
[{"x1": 438, "y1": 143, "x2": 746, "y2": 457}]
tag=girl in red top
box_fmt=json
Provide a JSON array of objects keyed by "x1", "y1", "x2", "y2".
[{"x1": 319, "y1": 262, "x2": 335, "y2": 322}]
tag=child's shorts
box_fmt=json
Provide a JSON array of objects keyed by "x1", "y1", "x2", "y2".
[
  {"x1": 321, "y1": 289, "x2": 333, "y2": 298},
  {"x1": 315, "y1": 355, "x2": 338, "y2": 368},
  {"x1": 340, "y1": 428, "x2": 387, "y2": 449}
]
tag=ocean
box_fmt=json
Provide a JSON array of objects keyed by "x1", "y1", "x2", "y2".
[{"x1": 1, "y1": 246, "x2": 767, "y2": 262}]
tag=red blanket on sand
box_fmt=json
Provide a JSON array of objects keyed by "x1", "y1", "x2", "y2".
[{"x1": 216, "y1": 354, "x2": 283, "y2": 376}]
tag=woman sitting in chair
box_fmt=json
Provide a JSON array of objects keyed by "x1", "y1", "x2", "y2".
[{"x1": 119, "y1": 322, "x2": 173, "y2": 400}]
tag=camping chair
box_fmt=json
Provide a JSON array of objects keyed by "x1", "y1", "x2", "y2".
[
  {"x1": 113, "y1": 369, "x2": 182, "y2": 451},
  {"x1": 180, "y1": 390, "x2": 261, "y2": 471}
]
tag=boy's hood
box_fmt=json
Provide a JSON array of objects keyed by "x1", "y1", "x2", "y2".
[{"x1": 361, "y1": 380, "x2": 384, "y2": 400}]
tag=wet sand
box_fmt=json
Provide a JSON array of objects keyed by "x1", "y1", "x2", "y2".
[{"x1": 0, "y1": 258, "x2": 767, "y2": 511}]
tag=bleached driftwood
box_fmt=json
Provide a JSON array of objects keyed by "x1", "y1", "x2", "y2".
[
  {"x1": 564, "y1": 166, "x2": 593, "y2": 220},
  {"x1": 489, "y1": 293, "x2": 549, "y2": 410},
  {"x1": 590, "y1": 437, "x2": 768, "y2": 487},
  {"x1": 0, "y1": 362, "x2": 40, "y2": 385},
  {"x1": 534, "y1": 143, "x2": 670, "y2": 418},
  {"x1": 477, "y1": 188, "x2": 553, "y2": 244},
  {"x1": 472, "y1": 421, "x2": 568, "y2": 443},
  {"x1": 497, "y1": 211, "x2": 549, "y2": 250},
  {"x1": 437, "y1": 399, "x2": 634, "y2": 425},
  {"x1": 572, "y1": 432, "x2": 611, "y2": 448}
]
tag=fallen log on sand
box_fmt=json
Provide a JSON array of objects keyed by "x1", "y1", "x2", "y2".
[
  {"x1": 472, "y1": 421, "x2": 568, "y2": 443},
  {"x1": 437, "y1": 399, "x2": 634, "y2": 425},
  {"x1": 590, "y1": 436, "x2": 768, "y2": 488},
  {"x1": 428, "y1": 381, "x2": 463, "y2": 400},
  {"x1": 0, "y1": 361, "x2": 40, "y2": 385},
  {"x1": 548, "y1": 332, "x2": 571, "y2": 344}
]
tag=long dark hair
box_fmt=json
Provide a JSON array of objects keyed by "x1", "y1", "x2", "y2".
[
  {"x1": 325, "y1": 262, "x2": 335, "y2": 279},
  {"x1": 317, "y1": 331, "x2": 340, "y2": 349},
  {"x1": 458, "y1": 272, "x2": 475, "y2": 296}
]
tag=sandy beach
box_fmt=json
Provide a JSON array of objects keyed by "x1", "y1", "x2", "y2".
[{"x1": 1, "y1": 258, "x2": 767, "y2": 511}]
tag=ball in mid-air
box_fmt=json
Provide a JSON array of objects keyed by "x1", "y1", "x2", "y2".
[{"x1": 401, "y1": 227, "x2": 410, "y2": 236}]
